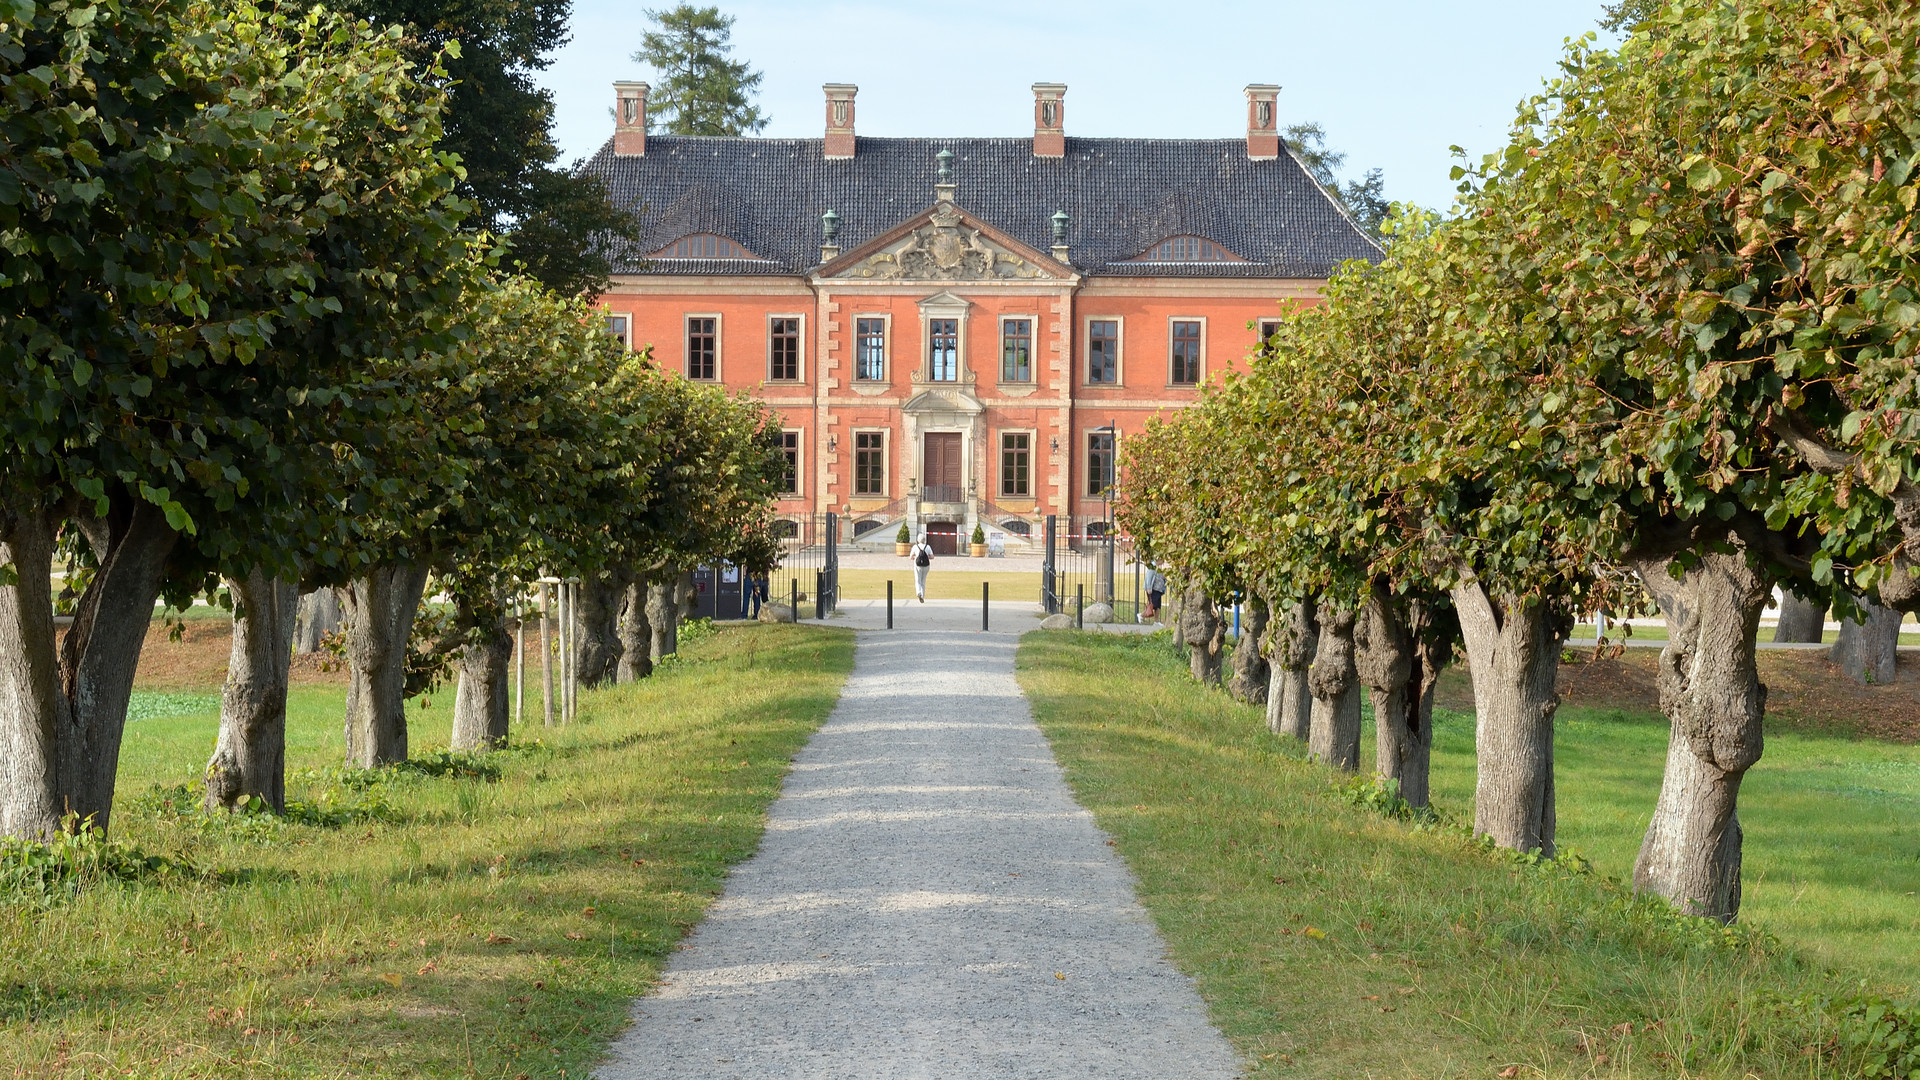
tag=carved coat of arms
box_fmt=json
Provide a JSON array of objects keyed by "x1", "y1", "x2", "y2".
[{"x1": 849, "y1": 204, "x2": 1047, "y2": 281}]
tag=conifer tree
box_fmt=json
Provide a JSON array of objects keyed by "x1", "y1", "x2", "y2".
[{"x1": 634, "y1": 5, "x2": 768, "y2": 136}]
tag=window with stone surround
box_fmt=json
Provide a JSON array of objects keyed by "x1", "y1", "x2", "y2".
[
  {"x1": 769, "y1": 317, "x2": 800, "y2": 381},
  {"x1": 1087, "y1": 432, "x2": 1115, "y2": 497},
  {"x1": 1170, "y1": 320, "x2": 1202, "y2": 385},
  {"x1": 929, "y1": 318, "x2": 959, "y2": 381},
  {"x1": 854, "y1": 432, "x2": 885, "y2": 495},
  {"x1": 778, "y1": 430, "x2": 800, "y2": 494},
  {"x1": 687, "y1": 317, "x2": 717, "y2": 380},
  {"x1": 1087, "y1": 320, "x2": 1118, "y2": 384},
  {"x1": 1000, "y1": 432, "x2": 1031, "y2": 497},
  {"x1": 1001, "y1": 319, "x2": 1033, "y2": 382},
  {"x1": 856, "y1": 318, "x2": 886, "y2": 381}
]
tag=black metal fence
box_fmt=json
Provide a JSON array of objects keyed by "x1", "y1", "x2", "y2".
[
  {"x1": 1037, "y1": 515, "x2": 1148, "y2": 623},
  {"x1": 689, "y1": 512, "x2": 839, "y2": 621}
]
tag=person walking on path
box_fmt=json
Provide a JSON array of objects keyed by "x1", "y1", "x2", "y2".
[
  {"x1": 1143, "y1": 565, "x2": 1167, "y2": 623},
  {"x1": 908, "y1": 532, "x2": 934, "y2": 602}
]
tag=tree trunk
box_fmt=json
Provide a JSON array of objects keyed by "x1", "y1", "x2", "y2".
[
  {"x1": 1831, "y1": 594, "x2": 1901, "y2": 685},
  {"x1": 616, "y1": 574, "x2": 653, "y2": 683},
  {"x1": 1307, "y1": 603, "x2": 1361, "y2": 770},
  {"x1": 450, "y1": 616, "x2": 513, "y2": 752},
  {"x1": 340, "y1": 565, "x2": 429, "y2": 768},
  {"x1": 647, "y1": 572, "x2": 679, "y2": 661},
  {"x1": 293, "y1": 587, "x2": 342, "y2": 653},
  {"x1": 1178, "y1": 581, "x2": 1224, "y2": 686},
  {"x1": 1630, "y1": 549, "x2": 1770, "y2": 922},
  {"x1": 1270, "y1": 597, "x2": 1316, "y2": 741},
  {"x1": 1452, "y1": 580, "x2": 1563, "y2": 856},
  {"x1": 1357, "y1": 586, "x2": 1435, "y2": 807},
  {"x1": 1227, "y1": 594, "x2": 1270, "y2": 705},
  {"x1": 0, "y1": 507, "x2": 67, "y2": 840},
  {"x1": 573, "y1": 570, "x2": 626, "y2": 688},
  {"x1": 205, "y1": 569, "x2": 299, "y2": 812},
  {"x1": 1771, "y1": 592, "x2": 1824, "y2": 644}
]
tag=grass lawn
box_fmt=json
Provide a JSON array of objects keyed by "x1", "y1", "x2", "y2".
[
  {"x1": 1017, "y1": 629, "x2": 1916, "y2": 1079},
  {"x1": 0, "y1": 621, "x2": 853, "y2": 1078}
]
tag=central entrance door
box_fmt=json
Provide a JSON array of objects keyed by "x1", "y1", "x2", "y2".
[
  {"x1": 925, "y1": 521, "x2": 958, "y2": 556},
  {"x1": 922, "y1": 431, "x2": 963, "y2": 504}
]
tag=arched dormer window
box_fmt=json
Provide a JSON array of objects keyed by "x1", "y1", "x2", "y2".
[
  {"x1": 1127, "y1": 236, "x2": 1245, "y2": 263},
  {"x1": 651, "y1": 233, "x2": 759, "y2": 259}
]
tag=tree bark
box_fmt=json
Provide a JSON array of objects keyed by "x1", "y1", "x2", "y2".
[
  {"x1": 1307, "y1": 603, "x2": 1361, "y2": 770},
  {"x1": 1629, "y1": 549, "x2": 1770, "y2": 922},
  {"x1": 293, "y1": 587, "x2": 342, "y2": 653},
  {"x1": 647, "y1": 572, "x2": 679, "y2": 661},
  {"x1": 1269, "y1": 596, "x2": 1316, "y2": 741},
  {"x1": 1227, "y1": 594, "x2": 1270, "y2": 705},
  {"x1": 1452, "y1": 580, "x2": 1564, "y2": 856},
  {"x1": 0, "y1": 507, "x2": 67, "y2": 840},
  {"x1": 450, "y1": 615, "x2": 513, "y2": 751},
  {"x1": 1356, "y1": 586, "x2": 1435, "y2": 807},
  {"x1": 1177, "y1": 581, "x2": 1224, "y2": 686},
  {"x1": 340, "y1": 565, "x2": 429, "y2": 768},
  {"x1": 573, "y1": 570, "x2": 626, "y2": 688},
  {"x1": 54, "y1": 504, "x2": 180, "y2": 834},
  {"x1": 205, "y1": 569, "x2": 299, "y2": 812},
  {"x1": 616, "y1": 574, "x2": 653, "y2": 683},
  {"x1": 1771, "y1": 592, "x2": 1824, "y2": 644},
  {"x1": 1831, "y1": 594, "x2": 1901, "y2": 685}
]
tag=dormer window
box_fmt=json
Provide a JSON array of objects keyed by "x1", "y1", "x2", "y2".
[
  {"x1": 651, "y1": 234, "x2": 759, "y2": 259},
  {"x1": 1128, "y1": 236, "x2": 1245, "y2": 263}
]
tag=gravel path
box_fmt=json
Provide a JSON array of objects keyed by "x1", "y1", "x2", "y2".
[{"x1": 595, "y1": 606, "x2": 1239, "y2": 1078}]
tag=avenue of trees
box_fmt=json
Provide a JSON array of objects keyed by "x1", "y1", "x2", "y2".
[
  {"x1": 1119, "y1": 0, "x2": 1920, "y2": 924},
  {"x1": 0, "y1": 0, "x2": 782, "y2": 840}
]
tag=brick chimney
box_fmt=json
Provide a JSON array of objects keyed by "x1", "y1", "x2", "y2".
[
  {"x1": 823, "y1": 83, "x2": 857, "y2": 159},
  {"x1": 614, "y1": 81, "x2": 649, "y2": 156},
  {"x1": 1032, "y1": 83, "x2": 1066, "y2": 158},
  {"x1": 1244, "y1": 84, "x2": 1280, "y2": 160}
]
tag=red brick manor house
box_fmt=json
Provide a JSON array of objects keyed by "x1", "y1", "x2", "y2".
[{"x1": 582, "y1": 81, "x2": 1379, "y2": 554}]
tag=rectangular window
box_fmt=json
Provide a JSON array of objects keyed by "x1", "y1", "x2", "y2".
[
  {"x1": 769, "y1": 317, "x2": 800, "y2": 381},
  {"x1": 928, "y1": 318, "x2": 959, "y2": 381},
  {"x1": 1087, "y1": 320, "x2": 1118, "y2": 384},
  {"x1": 1170, "y1": 320, "x2": 1202, "y2": 385},
  {"x1": 778, "y1": 431, "x2": 799, "y2": 495},
  {"x1": 1087, "y1": 432, "x2": 1115, "y2": 497},
  {"x1": 605, "y1": 314, "x2": 630, "y2": 349},
  {"x1": 856, "y1": 318, "x2": 886, "y2": 381},
  {"x1": 854, "y1": 432, "x2": 885, "y2": 496},
  {"x1": 1000, "y1": 319, "x2": 1032, "y2": 382},
  {"x1": 687, "y1": 317, "x2": 717, "y2": 380},
  {"x1": 1000, "y1": 432, "x2": 1031, "y2": 497},
  {"x1": 1257, "y1": 318, "x2": 1282, "y2": 342}
]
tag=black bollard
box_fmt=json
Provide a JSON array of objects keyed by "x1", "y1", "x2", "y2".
[
  {"x1": 982, "y1": 581, "x2": 990, "y2": 632},
  {"x1": 1076, "y1": 583, "x2": 1084, "y2": 630},
  {"x1": 887, "y1": 579, "x2": 893, "y2": 629}
]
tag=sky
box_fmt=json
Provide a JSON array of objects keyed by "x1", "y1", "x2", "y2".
[{"x1": 536, "y1": 1, "x2": 1620, "y2": 212}]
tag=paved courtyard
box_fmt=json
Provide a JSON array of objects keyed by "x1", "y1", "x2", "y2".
[{"x1": 594, "y1": 604, "x2": 1235, "y2": 1078}]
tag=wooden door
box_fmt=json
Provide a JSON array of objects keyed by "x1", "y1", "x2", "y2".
[
  {"x1": 922, "y1": 432, "x2": 962, "y2": 503},
  {"x1": 926, "y1": 522, "x2": 958, "y2": 556}
]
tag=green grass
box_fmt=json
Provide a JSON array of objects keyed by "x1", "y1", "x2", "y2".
[
  {"x1": 1017, "y1": 630, "x2": 1915, "y2": 1079},
  {"x1": 0, "y1": 621, "x2": 853, "y2": 1078}
]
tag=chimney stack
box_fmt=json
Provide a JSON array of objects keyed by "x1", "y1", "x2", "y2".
[
  {"x1": 1032, "y1": 83, "x2": 1066, "y2": 158},
  {"x1": 614, "y1": 81, "x2": 649, "y2": 156},
  {"x1": 1244, "y1": 84, "x2": 1280, "y2": 160},
  {"x1": 823, "y1": 83, "x2": 857, "y2": 159}
]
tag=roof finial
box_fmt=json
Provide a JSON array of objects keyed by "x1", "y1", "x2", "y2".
[
  {"x1": 1051, "y1": 209, "x2": 1071, "y2": 264},
  {"x1": 820, "y1": 209, "x2": 841, "y2": 263},
  {"x1": 935, "y1": 148, "x2": 955, "y2": 202}
]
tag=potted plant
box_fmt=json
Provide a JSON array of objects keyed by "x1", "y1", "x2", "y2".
[
  {"x1": 895, "y1": 521, "x2": 911, "y2": 557},
  {"x1": 969, "y1": 523, "x2": 987, "y2": 558}
]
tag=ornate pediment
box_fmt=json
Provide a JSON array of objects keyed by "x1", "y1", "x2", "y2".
[
  {"x1": 903, "y1": 387, "x2": 983, "y2": 415},
  {"x1": 822, "y1": 202, "x2": 1069, "y2": 282}
]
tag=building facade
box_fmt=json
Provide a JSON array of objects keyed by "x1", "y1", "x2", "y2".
[{"x1": 583, "y1": 81, "x2": 1379, "y2": 553}]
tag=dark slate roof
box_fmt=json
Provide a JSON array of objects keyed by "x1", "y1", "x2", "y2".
[{"x1": 579, "y1": 136, "x2": 1381, "y2": 278}]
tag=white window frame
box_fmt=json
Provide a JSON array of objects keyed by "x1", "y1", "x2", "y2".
[
  {"x1": 685, "y1": 312, "x2": 723, "y2": 382},
  {"x1": 998, "y1": 428, "x2": 1036, "y2": 498},
  {"x1": 778, "y1": 428, "x2": 803, "y2": 496},
  {"x1": 853, "y1": 313, "x2": 890, "y2": 382},
  {"x1": 997, "y1": 314, "x2": 1038, "y2": 385},
  {"x1": 766, "y1": 313, "x2": 805, "y2": 383},
  {"x1": 1086, "y1": 429, "x2": 1117, "y2": 498},
  {"x1": 1167, "y1": 315, "x2": 1206, "y2": 387},
  {"x1": 604, "y1": 312, "x2": 633, "y2": 350},
  {"x1": 851, "y1": 427, "x2": 889, "y2": 498},
  {"x1": 917, "y1": 293, "x2": 972, "y2": 384},
  {"x1": 1083, "y1": 315, "x2": 1124, "y2": 387}
]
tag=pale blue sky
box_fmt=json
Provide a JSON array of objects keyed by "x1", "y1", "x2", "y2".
[{"x1": 537, "y1": 1, "x2": 1617, "y2": 211}]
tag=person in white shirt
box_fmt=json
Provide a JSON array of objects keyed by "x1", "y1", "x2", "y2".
[
  {"x1": 908, "y1": 533, "x2": 935, "y2": 602},
  {"x1": 1143, "y1": 566, "x2": 1168, "y2": 623}
]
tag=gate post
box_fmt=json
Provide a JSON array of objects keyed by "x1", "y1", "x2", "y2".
[
  {"x1": 1042, "y1": 514, "x2": 1057, "y2": 614},
  {"x1": 824, "y1": 512, "x2": 838, "y2": 617}
]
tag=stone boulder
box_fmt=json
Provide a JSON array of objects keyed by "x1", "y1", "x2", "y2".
[
  {"x1": 1082, "y1": 602, "x2": 1115, "y2": 625},
  {"x1": 759, "y1": 602, "x2": 797, "y2": 624},
  {"x1": 1039, "y1": 613, "x2": 1075, "y2": 630}
]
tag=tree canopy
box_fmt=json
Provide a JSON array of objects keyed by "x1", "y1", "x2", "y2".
[{"x1": 634, "y1": 4, "x2": 767, "y2": 136}]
